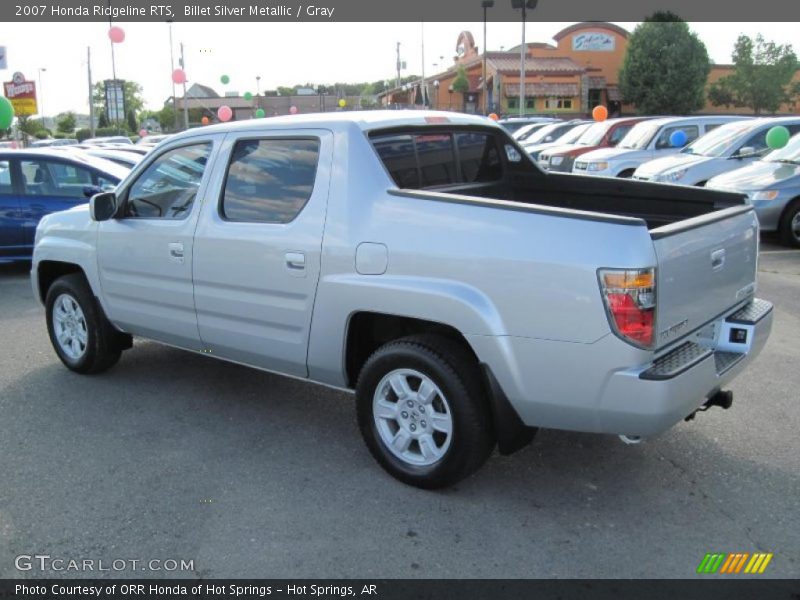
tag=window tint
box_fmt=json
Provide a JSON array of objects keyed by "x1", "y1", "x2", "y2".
[
  {"x1": 655, "y1": 125, "x2": 699, "y2": 149},
  {"x1": 0, "y1": 160, "x2": 10, "y2": 194},
  {"x1": 20, "y1": 159, "x2": 94, "y2": 198},
  {"x1": 222, "y1": 138, "x2": 320, "y2": 224},
  {"x1": 125, "y1": 143, "x2": 211, "y2": 219},
  {"x1": 372, "y1": 130, "x2": 503, "y2": 188},
  {"x1": 455, "y1": 132, "x2": 501, "y2": 182}
]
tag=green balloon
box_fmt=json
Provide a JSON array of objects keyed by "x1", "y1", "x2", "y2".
[
  {"x1": 243, "y1": 92, "x2": 253, "y2": 101},
  {"x1": 220, "y1": 74, "x2": 230, "y2": 85},
  {"x1": 255, "y1": 108, "x2": 265, "y2": 118},
  {"x1": 766, "y1": 125, "x2": 790, "y2": 150},
  {"x1": 0, "y1": 96, "x2": 14, "y2": 130}
]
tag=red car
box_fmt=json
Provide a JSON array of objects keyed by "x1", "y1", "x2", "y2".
[{"x1": 538, "y1": 116, "x2": 653, "y2": 173}]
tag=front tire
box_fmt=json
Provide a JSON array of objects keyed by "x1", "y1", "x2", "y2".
[
  {"x1": 355, "y1": 335, "x2": 495, "y2": 489},
  {"x1": 45, "y1": 274, "x2": 123, "y2": 374},
  {"x1": 778, "y1": 199, "x2": 800, "y2": 248}
]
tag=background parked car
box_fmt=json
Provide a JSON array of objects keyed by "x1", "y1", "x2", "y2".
[
  {"x1": 633, "y1": 117, "x2": 800, "y2": 186},
  {"x1": 83, "y1": 136, "x2": 133, "y2": 146},
  {"x1": 573, "y1": 115, "x2": 750, "y2": 178},
  {"x1": 136, "y1": 133, "x2": 173, "y2": 146},
  {"x1": 0, "y1": 149, "x2": 128, "y2": 262},
  {"x1": 31, "y1": 139, "x2": 79, "y2": 148},
  {"x1": 511, "y1": 119, "x2": 560, "y2": 142},
  {"x1": 59, "y1": 147, "x2": 143, "y2": 169},
  {"x1": 538, "y1": 117, "x2": 650, "y2": 173},
  {"x1": 499, "y1": 116, "x2": 558, "y2": 134},
  {"x1": 520, "y1": 120, "x2": 591, "y2": 159},
  {"x1": 707, "y1": 131, "x2": 800, "y2": 247}
]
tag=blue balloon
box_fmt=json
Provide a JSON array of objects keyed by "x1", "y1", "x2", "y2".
[{"x1": 669, "y1": 129, "x2": 688, "y2": 148}]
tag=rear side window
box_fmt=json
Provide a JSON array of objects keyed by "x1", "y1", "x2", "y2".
[
  {"x1": 221, "y1": 138, "x2": 320, "y2": 224},
  {"x1": 0, "y1": 160, "x2": 10, "y2": 193},
  {"x1": 371, "y1": 130, "x2": 502, "y2": 189},
  {"x1": 608, "y1": 125, "x2": 633, "y2": 145},
  {"x1": 655, "y1": 125, "x2": 699, "y2": 149}
]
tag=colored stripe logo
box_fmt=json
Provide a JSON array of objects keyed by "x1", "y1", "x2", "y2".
[{"x1": 697, "y1": 552, "x2": 773, "y2": 574}]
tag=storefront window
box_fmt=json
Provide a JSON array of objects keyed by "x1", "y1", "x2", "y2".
[{"x1": 544, "y1": 97, "x2": 573, "y2": 110}]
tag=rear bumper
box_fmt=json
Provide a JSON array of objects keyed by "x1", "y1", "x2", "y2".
[
  {"x1": 467, "y1": 298, "x2": 773, "y2": 437},
  {"x1": 597, "y1": 299, "x2": 773, "y2": 436}
]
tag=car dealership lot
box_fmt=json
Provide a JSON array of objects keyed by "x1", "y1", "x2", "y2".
[{"x1": 1, "y1": 242, "x2": 798, "y2": 579}]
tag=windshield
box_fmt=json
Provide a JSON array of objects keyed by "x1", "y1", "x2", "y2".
[
  {"x1": 576, "y1": 121, "x2": 613, "y2": 146},
  {"x1": 524, "y1": 122, "x2": 568, "y2": 144},
  {"x1": 618, "y1": 121, "x2": 661, "y2": 149},
  {"x1": 765, "y1": 132, "x2": 800, "y2": 165},
  {"x1": 681, "y1": 122, "x2": 758, "y2": 157},
  {"x1": 557, "y1": 123, "x2": 592, "y2": 144}
]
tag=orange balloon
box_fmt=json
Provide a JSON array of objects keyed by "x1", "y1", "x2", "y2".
[
  {"x1": 592, "y1": 105, "x2": 608, "y2": 122},
  {"x1": 488, "y1": 113, "x2": 499, "y2": 121},
  {"x1": 201, "y1": 116, "x2": 210, "y2": 125}
]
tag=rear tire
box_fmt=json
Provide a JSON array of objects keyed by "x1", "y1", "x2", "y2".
[
  {"x1": 355, "y1": 335, "x2": 495, "y2": 489},
  {"x1": 45, "y1": 274, "x2": 123, "y2": 374},
  {"x1": 778, "y1": 199, "x2": 800, "y2": 248}
]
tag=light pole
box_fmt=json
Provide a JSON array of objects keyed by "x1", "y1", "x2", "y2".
[
  {"x1": 433, "y1": 80, "x2": 440, "y2": 110},
  {"x1": 168, "y1": 20, "x2": 178, "y2": 130},
  {"x1": 511, "y1": 0, "x2": 537, "y2": 117},
  {"x1": 256, "y1": 75, "x2": 261, "y2": 96},
  {"x1": 37, "y1": 67, "x2": 46, "y2": 124},
  {"x1": 481, "y1": 1, "x2": 494, "y2": 115}
]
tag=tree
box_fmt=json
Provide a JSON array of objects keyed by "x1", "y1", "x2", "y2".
[
  {"x1": 16, "y1": 116, "x2": 47, "y2": 138},
  {"x1": 56, "y1": 112, "x2": 76, "y2": 134},
  {"x1": 619, "y1": 12, "x2": 710, "y2": 115},
  {"x1": 452, "y1": 66, "x2": 470, "y2": 94},
  {"x1": 708, "y1": 34, "x2": 798, "y2": 114},
  {"x1": 126, "y1": 109, "x2": 137, "y2": 133}
]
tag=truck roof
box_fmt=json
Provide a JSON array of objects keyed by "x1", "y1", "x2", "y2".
[{"x1": 174, "y1": 110, "x2": 499, "y2": 140}]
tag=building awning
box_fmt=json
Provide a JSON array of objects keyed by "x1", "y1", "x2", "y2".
[
  {"x1": 606, "y1": 86, "x2": 622, "y2": 101},
  {"x1": 588, "y1": 76, "x2": 607, "y2": 88},
  {"x1": 504, "y1": 83, "x2": 579, "y2": 97}
]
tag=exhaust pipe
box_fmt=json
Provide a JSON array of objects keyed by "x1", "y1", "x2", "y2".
[{"x1": 619, "y1": 434, "x2": 642, "y2": 445}]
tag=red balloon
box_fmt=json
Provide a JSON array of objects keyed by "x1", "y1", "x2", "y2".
[
  {"x1": 108, "y1": 26, "x2": 125, "y2": 44},
  {"x1": 289, "y1": 106, "x2": 298, "y2": 115},
  {"x1": 592, "y1": 105, "x2": 608, "y2": 122},
  {"x1": 139, "y1": 129, "x2": 148, "y2": 137},
  {"x1": 172, "y1": 69, "x2": 187, "y2": 85},
  {"x1": 201, "y1": 116, "x2": 210, "y2": 125},
  {"x1": 217, "y1": 106, "x2": 233, "y2": 122}
]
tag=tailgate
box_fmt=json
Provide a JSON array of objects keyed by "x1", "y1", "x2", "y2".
[{"x1": 651, "y1": 206, "x2": 759, "y2": 350}]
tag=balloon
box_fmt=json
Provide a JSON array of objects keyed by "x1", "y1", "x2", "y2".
[
  {"x1": 592, "y1": 105, "x2": 608, "y2": 122},
  {"x1": 139, "y1": 129, "x2": 148, "y2": 137},
  {"x1": 217, "y1": 105, "x2": 233, "y2": 122},
  {"x1": 289, "y1": 106, "x2": 298, "y2": 115},
  {"x1": 488, "y1": 113, "x2": 499, "y2": 121},
  {"x1": 766, "y1": 125, "x2": 790, "y2": 150},
  {"x1": 0, "y1": 96, "x2": 13, "y2": 129},
  {"x1": 669, "y1": 129, "x2": 688, "y2": 148},
  {"x1": 243, "y1": 92, "x2": 253, "y2": 101},
  {"x1": 255, "y1": 108, "x2": 265, "y2": 118},
  {"x1": 172, "y1": 69, "x2": 187, "y2": 84},
  {"x1": 108, "y1": 26, "x2": 125, "y2": 44},
  {"x1": 201, "y1": 116, "x2": 210, "y2": 125},
  {"x1": 338, "y1": 99, "x2": 346, "y2": 108},
  {"x1": 220, "y1": 74, "x2": 230, "y2": 85}
]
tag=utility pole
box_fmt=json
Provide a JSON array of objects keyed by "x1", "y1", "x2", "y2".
[
  {"x1": 168, "y1": 20, "x2": 178, "y2": 130},
  {"x1": 519, "y1": 2, "x2": 525, "y2": 117},
  {"x1": 87, "y1": 47, "x2": 95, "y2": 137},
  {"x1": 482, "y1": 1, "x2": 495, "y2": 115},
  {"x1": 180, "y1": 42, "x2": 188, "y2": 129},
  {"x1": 420, "y1": 22, "x2": 426, "y2": 107},
  {"x1": 396, "y1": 42, "x2": 401, "y2": 90}
]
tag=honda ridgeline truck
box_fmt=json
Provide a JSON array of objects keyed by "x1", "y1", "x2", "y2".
[{"x1": 31, "y1": 111, "x2": 773, "y2": 488}]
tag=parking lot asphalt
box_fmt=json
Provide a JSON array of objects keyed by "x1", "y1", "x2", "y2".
[{"x1": 0, "y1": 241, "x2": 798, "y2": 580}]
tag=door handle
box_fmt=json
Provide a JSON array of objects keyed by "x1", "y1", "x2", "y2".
[
  {"x1": 285, "y1": 252, "x2": 306, "y2": 270},
  {"x1": 711, "y1": 248, "x2": 726, "y2": 270},
  {"x1": 169, "y1": 242, "x2": 185, "y2": 264}
]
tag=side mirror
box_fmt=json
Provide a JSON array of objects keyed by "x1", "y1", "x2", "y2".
[
  {"x1": 83, "y1": 185, "x2": 104, "y2": 198},
  {"x1": 90, "y1": 192, "x2": 118, "y2": 222},
  {"x1": 734, "y1": 146, "x2": 756, "y2": 159}
]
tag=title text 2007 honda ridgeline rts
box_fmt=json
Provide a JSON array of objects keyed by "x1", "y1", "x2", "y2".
[{"x1": 32, "y1": 111, "x2": 772, "y2": 488}]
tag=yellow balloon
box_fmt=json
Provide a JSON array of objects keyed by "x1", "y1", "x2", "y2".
[{"x1": 338, "y1": 99, "x2": 346, "y2": 108}]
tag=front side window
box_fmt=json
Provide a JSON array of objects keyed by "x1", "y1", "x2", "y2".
[
  {"x1": 221, "y1": 138, "x2": 320, "y2": 224},
  {"x1": 20, "y1": 159, "x2": 94, "y2": 198},
  {"x1": 655, "y1": 125, "x2": 699, "y2": 149},
  {"x1": 125, "y1": 143, "x2": 211, "y2": 219}
]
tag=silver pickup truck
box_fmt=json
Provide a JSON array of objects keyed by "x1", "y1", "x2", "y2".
[{"x1": 31, "y1": 111, "x2": 773, "y2": 488}]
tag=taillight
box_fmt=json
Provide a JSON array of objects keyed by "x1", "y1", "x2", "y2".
[{"x1": 598, "y1": 268, "x2": 656, "y2": 348}]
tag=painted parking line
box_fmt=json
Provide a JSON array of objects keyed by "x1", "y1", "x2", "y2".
[{"x1": 760, "y1": 249, "x2": 800, "y2": 254}]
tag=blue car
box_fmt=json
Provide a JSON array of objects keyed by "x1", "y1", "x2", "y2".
[
  {"x1": 707, "y1": 132, "x2": 800, "y2": 247},
  {"x1": 0, "y1": 149, "x2": 129, "y2": 262}
]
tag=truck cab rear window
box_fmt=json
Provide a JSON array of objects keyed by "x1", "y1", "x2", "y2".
[{"x1": 372, "y1": 131, "x2": 502, "y2": 189}]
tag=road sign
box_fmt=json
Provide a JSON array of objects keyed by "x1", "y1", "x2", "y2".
[{"x1": 0, "y1": 47, "x2": 7, "y2": 70}]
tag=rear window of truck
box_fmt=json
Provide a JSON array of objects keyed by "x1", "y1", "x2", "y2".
[{"x1": 371, "y1": 130, "x2": 502, "y2": 189}]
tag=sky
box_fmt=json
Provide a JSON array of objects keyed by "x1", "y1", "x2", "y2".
[{"x1": 1, "y1": 21, "x2": 798, "y2": 117}]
